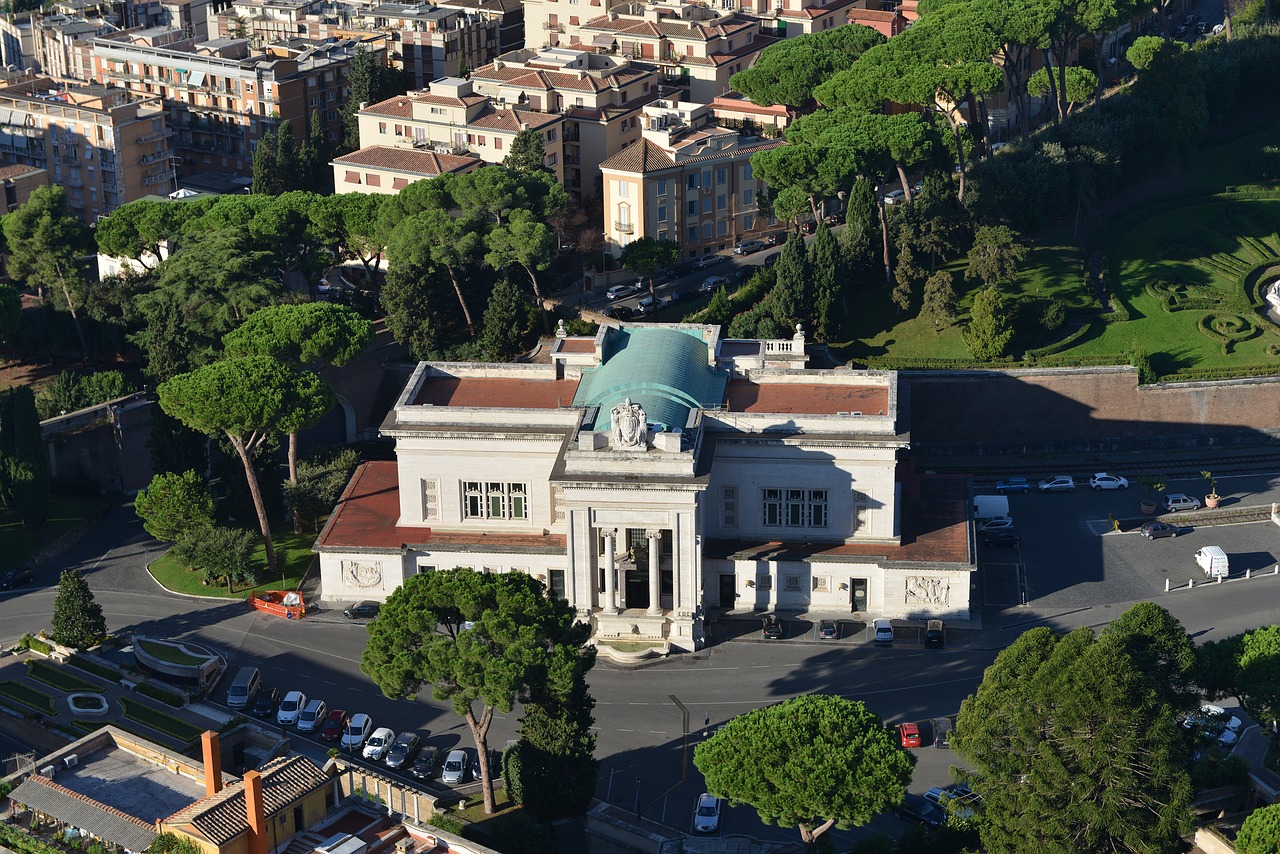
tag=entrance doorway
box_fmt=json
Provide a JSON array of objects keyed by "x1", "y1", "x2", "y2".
[
  {"x1": 718, "y1": 574, "x2": 736, "y2": 609},
  {"x1": 625, "y1": 569, "x2": 648, "y2": 609},
  {"x1": 849, "y1": 578, "x2": 868, "y2": 613}
]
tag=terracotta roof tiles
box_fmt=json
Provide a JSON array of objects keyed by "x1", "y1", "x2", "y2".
[
  {"x1": 599, "y1": 138, "x2": 675, "y2": 173},
  {"x1": 332, "y1": 145, "x2": 480, "y2": 175},
  {"x1": 163, "y1": 756, "x2": 328, "y2": 845}
]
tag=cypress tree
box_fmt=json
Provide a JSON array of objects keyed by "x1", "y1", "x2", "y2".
[
  {"x1": 809, "y1": 222, "x2": 843, "y2": 342},
  {"x1": 51, "y1": 569, "x2": 106, "y2": 649},
  {"x1": 251, "y1": 128, "x2": 280, "y2": 195},
  {"x1": 274, "y1": 119, "x2": 298, "y2": 192},
  {"x1": 0, "y1": 385, "x2": 50, "y2": 527}
]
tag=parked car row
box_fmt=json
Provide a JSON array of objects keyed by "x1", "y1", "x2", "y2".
[
  {"x1": 992, "y1": 472, "x2": 1133, "y2": 494},
  {"x1": 757, "y1": 616, "x2": 942, "y2": 646},
  {"x1": 235, "y1": 669, "x2": 497, "y2": 786}
]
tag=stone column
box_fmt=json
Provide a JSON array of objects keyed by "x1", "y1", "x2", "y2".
[
  {"x1": 603, "y1": 528, "x2": 618, "y2": 612},
  {"x1": 646, "y1": 529, "x2": 662, "y2": 616}
]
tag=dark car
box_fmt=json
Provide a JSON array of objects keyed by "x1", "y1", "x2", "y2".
[
  {"x1": 384, "y1": 732, "x2": 422, "y2": 769},
  {"x1": 897, "y1": 793, "x2": 946, "y2": 828},
  {"x1": 251, "y1": 687, "x2": 282, "y2": 719},
  {"x1": 411, "y1": 746, "x2": 440, "y2": 779},
  {"x1": 319, "y1": 709, "x2": 348, "y2": 743},
  {"x1": 602, "y1": 305, "x2": 635, "y2": 320},
  {"x1": 818, "y1": 620, "x2": 838, "y2": 639},
  {"x1": 925, "y1": 620, "x2": 945, "y2": 648},
  {"x1": 1140, "y1": 521, "x2": 1181, "y2": 539},
  {"x1": 762, "y1": 615, "x2": 784, "y2": 639},
  {"x1": 933, "y1": 717, "x2": 954, "y2": 748},
  {"x1": 343, "y1": 601, "x2": 381, "y2": 620},
  {"x1": 762, "y1": 253, "x2": 780, "y2": 268},
  {"x1": 734, "y1": 265, "x2": 761, "y2": 283},
  {"x1": 0, "y1": 567, "x2": 34, "y2": 590},
  {"x1": 982, "y1": 530, "x2": 1021, "y2": 548},
  {"x1": 800, "y1": 220, "x2": 817, "y2": 234}
]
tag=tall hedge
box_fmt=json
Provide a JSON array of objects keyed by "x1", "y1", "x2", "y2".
[{"x1": 0, "y1": 385, "x2": 50, "y2": 527}]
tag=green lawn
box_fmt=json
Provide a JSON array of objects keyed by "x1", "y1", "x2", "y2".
[
  {"x1": 0, "y1": 494, "x2": 107, "y2": 568},
  {"x1": 147, "y1": 530, "x2": 317, "y2": 598},
  {"x1": 25, "y1": 660, "x2": 105, "y2": 694},
  {"x1": 0, "y1": 680, "x2": 56, "y2": 715},
  {"x1": 135, "y1": 639, "x2": 211, "y2": 666},
  {"x1": 117, "y1": 696, "x2": 203, "y2": 743}
]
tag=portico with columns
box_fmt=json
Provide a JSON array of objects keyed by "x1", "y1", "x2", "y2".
[{"x1": 315, "y1": 321, "x2": 974, "y2": 653}]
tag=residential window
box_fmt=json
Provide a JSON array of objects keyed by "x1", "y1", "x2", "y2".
[
  {"x1": 344, "y1": 170, "x2": 360, "y2": 184},
  {"x1": 657, "y1": 204, "x2": 667, "y2": 222},
  {"x1": 687, "y1": 224, "x2": 698, "y2": 241},
  {"x1": 743, "y1": 188, "x2": 754, "y2": 206},
  {"x1": 717, "y1": 220, "x2": 728, "y2": 236},
  {"x1": 366, "y1": 174, "x2": 381, "y2": 186},
  {"x1": 687, "y1": 199, "x2": 698, "y2": 216},
  {"x1": 393, "y1": 177, "x2": 409, "y2": 189},
  {"x1": 478, "y1": 135, "x2": 486, "y2": 145},
  {"x1": 546, "y1": 129, "x2": 557, "y2": 142},
  {"x1": 716, "y1": 193, "x2": 726, "y2": 211},
  {"x1": 687, "y1": 174, "x2": 700, "y2": 189},
  {"x1": 716, "y1": 167, "x2": 726, "y2": 184},
  {"x1": 378, "y1": 122, "x2": 387, "y2": 134},
  {"x1": 743, "y1": 162, "x2": 754, "y2": 180},
  {"x1": 309, "y1": 96, "x2": 318, "y2": 107},
  {"x1": 394, "y1": 124, "x2": 403, "y2": 135},
  {"x1": 702, "y1": 170, "x2": 712, "y2": 189},
  {"x1": 463, "y1": 482, "x2": 528, "y2": 520},
  {"x1": 547, "y1": 152, "x2": 557, "y2": 165},
  {"x1": 617, "y1": 181, "x2": 629, "y2": 198},
  {"x1": 702, "y1": 222, "x2": 712, "y2": 239},
  {"x1": 656, "y1": 178, "x2": 667, "y2": 196},
  {"x1": 762, "y1": 488, "x2": 828, "y2": 528},
  {"x1": 744, "y1": 214, "x2": 754, "y2": 231}
]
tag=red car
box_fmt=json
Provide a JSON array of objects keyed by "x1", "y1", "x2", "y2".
[
  {"x1": 319, "y1": 709, "x2": 348, "y2": 743},
  {"x1": 898, "y1": 722, "x2": 922, "y2": 748}
]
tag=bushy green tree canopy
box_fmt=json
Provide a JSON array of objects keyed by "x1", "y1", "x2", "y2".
[
  {"x1": 134, "y1": 470, "x2": 217, "y2": 543},
  {"x1": 51, "y1": 569, "x2": 106, "y2": 649}
]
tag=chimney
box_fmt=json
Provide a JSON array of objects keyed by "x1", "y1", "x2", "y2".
[
  {"x1": 244, "y1": 770, "x2": 269, "y2": 854},
  {"x1": 201, "y1": 731, "x2": 223, "y2": 798}
]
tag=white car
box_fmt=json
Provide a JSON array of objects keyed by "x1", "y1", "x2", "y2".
[
  {"x1": 977, "y1": 516, "x2": 1015, "y2": 533},
  {"x1": 1165, "y1": 493, "x2": 1201, "y2": 512},
  {"x1": 882, "y1": 189, "x2": 905, "y2": 205},
  {"x1": 606, "y1": 283, "x2": 640, "y2": 301},
  {"x1": 340, "y1": 713, "x2": 373, "y2": 750},
  {"x1": 1089, "y1": 473, "x2": 1128, "y2": 490},
  {"x1": 1184, "y1": 703, "x2": 1242, "y2": 733},
  {"x1": 362, "y1": 727, "x2": 396, "y2": 760},
  {"x1": 693, "y1": 793, "x2": 722, "y2": 833},
  {"x1": 872, "y1": 618, "x2": 894, "y2": 643},
  {"x1": 276, "y1": 691, "x2": 307, "y2": 726},
  {"x1": 441, "y1": 749, "x2": 469, "y2": 784}
]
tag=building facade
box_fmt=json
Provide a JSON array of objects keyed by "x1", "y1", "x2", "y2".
[
  {"x1": 598, "y1": 98, "x2": 779, "y2": 258},
  {"x1": 316, "y1": 322, "x2": 973, "y2": 653},
  {"x1": 93, "y1": 28, "x2": 377, "y2": 178},
  {"x1": 330, "y1": 143, "x2": 479, "y2": 193},
  {"x1": 355, "y1": 76, "x2": 564, "y2": 180},
  {"x1": 0, "y1": 76, "x2": 171, "y2": 221}
]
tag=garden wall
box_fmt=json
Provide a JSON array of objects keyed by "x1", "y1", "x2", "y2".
[{"x1": 903, "y1": 366, "x2": 1280, "y2": 456}]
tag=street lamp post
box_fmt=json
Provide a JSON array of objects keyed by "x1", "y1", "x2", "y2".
[{"x1": 634, "y1": 776, "x2": 642, "y2": 816}]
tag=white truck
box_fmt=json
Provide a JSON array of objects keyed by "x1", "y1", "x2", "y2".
[{"x1": 973, "y1": 495, "x2": 1010, "y2": 520}]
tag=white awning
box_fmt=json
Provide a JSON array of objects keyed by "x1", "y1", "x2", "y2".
[
  {"x1": 187, "y1": 70, "x2": 205, "y2": 86},
  {"x1": 592, "y1": 33, "x2": 614, "y2": 47}
]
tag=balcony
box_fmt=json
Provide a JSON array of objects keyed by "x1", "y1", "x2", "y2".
[
  {"x1": 613, "y1": 221, "x2": 634, "y2": 234},
  {"x1": 63, "y1": 172, "x2": 84, "y2": 187},
  {"x1": 138, "y1": 149, "x2": 173, "y2": 165},
  {"x1": 542, "y1": 21, "x2": 564, "y2": 31},
  {"x1": 142, "y1": 171, "x2": 171, "y2": 186},
  {"x1": 135, "y1": 129, "x2": 174, "y2": 145}
]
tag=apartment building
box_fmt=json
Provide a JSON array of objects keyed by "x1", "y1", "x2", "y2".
[
  {"x1": 355, "y1": 76, "x2": 565, "y2": 180},
  {"x1": 556, "y1": 6, "x2": 776, "y2": 104},
  {"x1": 35, "y1": 14, "x2": 115, "y2": 80},
  {"x1": 599, "y1": 97, "x2": 779, "y2": 258},
  {"x1": 0, "y1": 162, "x2": 49, "y2": 211},
  {"x1": 0, "y1": 76, "x2": 172, "y2": 221},
  {"x1": 207, "y1": 0, "x2": 501, "y2": 88},
  {"x1": 469, "y1": 45, "x2": 667, "y2": 196},
  {"x1": 330, "y1": 143, "x2": 480, "y2": 192},
  {"x1": 93, "y1": 28, "x2": 379, "y2": 177}
]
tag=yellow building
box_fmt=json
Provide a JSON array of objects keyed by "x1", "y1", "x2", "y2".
[{"x1": 599, "y1": 97, "x2": 780, "y2": 258}]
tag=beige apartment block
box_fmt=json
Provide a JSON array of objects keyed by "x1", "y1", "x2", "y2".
[
  {"x1": 356, "y1": 76, "x2": 564, "y2": 180},
  {"x1": 469, "y1": 45, "x2": 667, "y2": 197},
  {"x1": 208, "y1": 0, "x2": 508, "y2": 89},
  {"x1": 93, "y1": 28, "x2": 379, "y2": 178},
  {"x1": 599, "y1": 98, "x2": 779, "y2": 259},
  {"x1": 331, "y1": 144, "x2": 480, "y2": 193},
  {"x1": 34, "y1": 14, "x2": 112, "y2": 80},
  {"x1": 0, "y1": 76, "x2": 171, "y2": 222}
]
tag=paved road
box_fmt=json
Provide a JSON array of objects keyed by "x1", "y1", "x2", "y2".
[{"x1": 3, "y1": 468, "x2": 1280, "y2": 848}]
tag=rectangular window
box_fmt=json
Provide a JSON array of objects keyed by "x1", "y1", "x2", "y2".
[
  {"x1": 478, "y1": 135, "x2": 486, "y2": 146},
  {"x1": 762, "y1": 488, "x2": 828, "y2": 528},
  {"x1": 702, "y1": 170, "x2": 712, "y2": 189},
  {"x1": 702, "y1": 222, "x2": 713, "y2": 239},
  {"x1": 743, "y1": 188, "x2": 754, "y2": 206},
  {"x1": 743, "y1": 162, "x2": 753, "y2": 180},
  {"x1": 744, "y1": 214, "x2": 754, "y2": 231},
  {"x1": 657, "y1": 204, "x2": 667, "y2": 223},
  {"x1": 686, "y1": 174, "x2": 700, "y2": 189},
  {"x1": 495, "y1": 138, "x2": 503, "y2": 149},
  {"x1": 716, "y1": 167, "x2": 726, "y2": 184},
  {"x1": 717, "y1": 220, "x2": 728, "y2": 236},
  {"x1": 366, "y1": 174, "x2": 381, "y2": 186},
  {"x1": 716, "y1": 193, "x2": 726, "y2": 211},
  {"x1": 393, "y1": 177, "x2": 409, "y2": 189},
  {"x1": 656, "y1": 178, "x2": 667, "y2": 196},
  {"x1": 687, "y1": 224, "x2": 698, "y2": 241},
  {"x1": 378, "y1": 122, "x2": 387, "y2": 134},
  {"x1": 617, "y1": 181, "x2": 629, "y2": 198},
  {"x1": 344, "y1": 170, "x2": 361, "y2": 184},
  {"x1": 546, "y1": 129, "x2": 557, "y2": 142},
  {"x1": 548, "y1": 569, "x2": 566, "y2": 599},
  {"x1": 687, "y1": 199, "x2": 698, "y2": 216},
  {"x1": 463, "y1": 482, "x2": 528, "y2": 520}
]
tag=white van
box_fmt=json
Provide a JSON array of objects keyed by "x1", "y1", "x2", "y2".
[
  {"x1": 973, "y1": 495, "x2": 1010, "y2": 520},
  {"x1": 1195, "y1": 546, "x2": 1229, "y2": 578}
]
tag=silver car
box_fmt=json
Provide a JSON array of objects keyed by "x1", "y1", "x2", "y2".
[
  {"x1": 1165, "y1": 493, "x2": 1201, "y2": 512},
  {"x1": 1037, "y1": 475, "x2": 1076, "y2": 493},
  {"x1": 693, "y1": 793, "x2": 722, "y2": 833},
  {"x1": 441, "y1": 749, "x2": 469, "y2": 784}
]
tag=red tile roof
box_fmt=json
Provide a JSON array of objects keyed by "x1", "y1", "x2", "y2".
[
  {"x1": 411, "y1": 375, "x2": 580, "y2": 408},
  {"x1": 316, "y1": 461, "x2": 566, "y2": 553},
  {"x1": 331, "y1": 145, "x2": 480, "y2": 175},
  {"x1": 469, "y1": 106, "x2": 561, "y2": 132},
  {"x1": 599, "y1": 138, "x2": 675, "y2": 172},
  {"x1": 725, "y1": 380, "x2": 889, "y2": 415},
  {"x1": 555, "y1": 338, "x2": 596, "y2": 354}
]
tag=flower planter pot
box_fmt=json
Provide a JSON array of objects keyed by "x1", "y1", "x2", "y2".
[
  {"x1": 1140, "y1": 500, "x2": 1157, "y2": 515},
  {"x1": 1205, "y1": 494, "x2": 1221, "y2": 508}
]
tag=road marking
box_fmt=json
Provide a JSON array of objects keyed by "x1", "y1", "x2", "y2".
[
  {"x1": 648, "y1": 731, "x2": 667, "y2": 735},
  {"x1": 617, "y1": 729, "x2": 634, "y2": 732}
]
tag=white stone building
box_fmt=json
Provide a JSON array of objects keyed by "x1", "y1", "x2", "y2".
[{"x1": 316, "y1": 323, "x2": 972, "y2": 651}]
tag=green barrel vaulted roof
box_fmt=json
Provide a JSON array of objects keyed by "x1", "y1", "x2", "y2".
[{"x1": 573, "y1": 327, "x2": 728, "y2": 432}]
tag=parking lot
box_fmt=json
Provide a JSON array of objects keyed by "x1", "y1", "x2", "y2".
[{"x1": 977, "y1": 472, "x2": 1280, "y2": 612}]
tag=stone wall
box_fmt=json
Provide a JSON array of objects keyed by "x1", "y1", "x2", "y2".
[{"x1": 904, "y1": 367, "x2": 1280, "y2": 455}]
